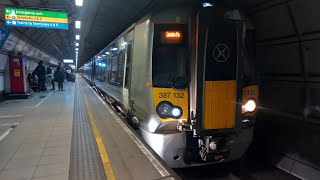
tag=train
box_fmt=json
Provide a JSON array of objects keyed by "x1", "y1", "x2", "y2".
[{"x1": 79, "y1": 6, "x2": 259, "y2": 168}]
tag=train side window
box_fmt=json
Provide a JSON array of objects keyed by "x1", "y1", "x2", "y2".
[
  {"x1": 124, "y1": 42, "x2": 132, "y2": 88},
  {"x1": 110, "y1": 54, "x2": 118, "y2": 83},
  {"x1": 117, "y1": 51, "x2": 125, "y2": 85},
  {"x1": 95, "y1": 61, "x2": 99, "y2": 81},
  {"x1": 101, "y1": 58, "x2": 107, "y2": 82},
  {"x1": 106, "y1": 58, "x2": 111, "y2": 82}
]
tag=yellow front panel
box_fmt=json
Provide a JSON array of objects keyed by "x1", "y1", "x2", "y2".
[
  {"x1": 204, "y1": 81, "x2": 236, "y2": 129},
  {"x1": 153, "y1": 88, "x2": 189, "y2": 122}
]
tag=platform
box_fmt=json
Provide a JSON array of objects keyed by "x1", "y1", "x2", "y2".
[{"x1": 0, "y1": 77, "x2": 178, "y2": 180}]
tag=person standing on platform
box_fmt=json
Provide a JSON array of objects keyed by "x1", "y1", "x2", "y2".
[
  {"x1": 33, "y1": 60, "x2": 46, "y2": 92},
  {"x1": 55, "y1": 64, "x2": 65, "y2": 91},
  {"x1": 48, "y1": 66, "x2": 55, "y2": 90}
]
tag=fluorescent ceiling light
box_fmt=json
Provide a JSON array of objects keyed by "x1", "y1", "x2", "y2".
[
  {"x1": 75, "y1": 0, "x2": 83, "y2": 6},
  {"x1": 202, "y1": 2, "x2": 213, "y2": 7},
  {"x1": 75, "y1": 43, "x2": 79, "y2": 46},
  {"x1": 111, "y1": 48, "x2": 118, "y2": 51},
  {"x1": 75, "y1": 48, "x2": 79, "y2": 51},
  {"x1": 75, "y1": 21, "x2": 81, "y2": 29},
  {"x1": 102, "y1": 55, "x2": 106, "y2": 57},
  {"x1": 75, "y1": 35, "x2": 80, "y2": 40},
  {"x1": 105, "y1": 52, "x2": 110, "y2": 54},
  {"x1": 63, "y1": 59, "x2": 74, "y2": 63}
]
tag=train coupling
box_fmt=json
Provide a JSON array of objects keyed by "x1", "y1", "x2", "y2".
[
  {"x1": 177, "y1": 121, "x2": 192, "y2": 131},
  {"x1": 177, "y1": 111, "x2": 198, "y2": 135},
  {"x1": 198, "y1": 136, "x2": 229, "y2": 162},
  {"x1": 177, "y1": 119, "x2": 196, "y2": 132}
]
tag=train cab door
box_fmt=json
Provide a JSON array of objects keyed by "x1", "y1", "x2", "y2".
[
  {"x1": 123, "y1": 30, "x2": 134, "y2": 109},
  {"x1": 195, "y1": 8, "x2": 244, "y2": 134}
]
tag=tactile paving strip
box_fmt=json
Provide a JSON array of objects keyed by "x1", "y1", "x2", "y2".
[{"x1": 69, "y1": 87, "x2": 107, "y2": 180}]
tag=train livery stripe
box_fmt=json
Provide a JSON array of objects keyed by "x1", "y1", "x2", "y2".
[
  {"x1": 203, "y1": 80, "x2": 236, "y2": 129},
  {"x1": 82, "y1": 89, "x2": 117, "y2": 180}
]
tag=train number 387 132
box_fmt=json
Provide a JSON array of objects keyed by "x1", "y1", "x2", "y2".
[{"x1": 159, "y1": 92, "x2": 184, "y2": 98}]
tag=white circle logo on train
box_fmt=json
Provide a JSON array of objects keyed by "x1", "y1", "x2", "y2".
[{"x1": 213, "y1": 44, "x2": 229, "y2": 63}]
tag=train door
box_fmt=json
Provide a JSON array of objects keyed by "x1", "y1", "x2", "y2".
[
  {"x1": 195, "y1": 8, "x2": 243, "y2": 133},
  {"x1": 91, "y1": 58, "x2": 96, "y2": 85},
  {"x1": 123, "y1": 30, "x2": 134, "y2": 109}
]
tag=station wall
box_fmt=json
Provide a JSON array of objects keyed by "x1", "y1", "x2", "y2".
[
  {"x1": 248, "y1": 0, "x2": 320, "y2": 179},
  {"x1": 0, "y1": 54, "x2": 8, "y2": 101}
]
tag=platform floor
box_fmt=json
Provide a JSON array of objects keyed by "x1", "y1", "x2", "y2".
[
  {"x1": 0, "y1": 77, "x2": 177, "y2": 180},
  {"x1": 0, "y1": 84, "x2": 73, "y2": 180}
]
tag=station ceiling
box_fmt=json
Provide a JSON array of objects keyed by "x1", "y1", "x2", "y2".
[{"x1": 0, "y1": 0, "x2": 260, "y2": 66}]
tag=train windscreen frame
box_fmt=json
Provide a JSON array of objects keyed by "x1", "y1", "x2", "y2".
[{"x1": 152, "y1": 24, "x2": 189, "y2": 89}]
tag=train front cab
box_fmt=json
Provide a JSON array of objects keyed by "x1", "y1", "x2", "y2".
[
  {"x1": 184, "y1": 8, "x2": 259, "y2": 165},
  {"x1": 138, "y1": 7, "x2": 259, "y2": 168},
  {"x1": 78, "y1": 7, "x2": 259, "y2": 168},
  {"x1": 141, "y1": 8, "x2": 258, "y2": 168}
]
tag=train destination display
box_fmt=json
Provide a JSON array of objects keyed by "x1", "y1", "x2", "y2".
[{"x1": 4, "y1": 8, "x2": 68, "y2": 30}]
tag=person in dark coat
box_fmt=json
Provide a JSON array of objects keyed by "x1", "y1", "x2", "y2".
[
  {"x1": 33, "y1": 61, "x2": 46, "y2": 91},
  {"x1": 55, "y1": 65, "x2": 65, "y2": 91}
]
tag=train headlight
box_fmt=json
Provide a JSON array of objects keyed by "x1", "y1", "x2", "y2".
[
  {"x1": 171, "y1": 107, "x2": 183, "y2": 118},
  {"x1": 242, "y1": 99, "x2": 257, "y2": 114},
  {"x1": 209, "y1": 141, "x2": 217, "y2": 151},
  {"x1": 156, "y1": 101, "x2": 183, "y2": 119},
  {"x1": 156, "y1": 101, "x2": 172, "y2": 118}
]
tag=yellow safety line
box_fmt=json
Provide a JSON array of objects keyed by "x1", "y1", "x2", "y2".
[{"x1": 81, "y1": 86, "x2": 116, "y2": 180}]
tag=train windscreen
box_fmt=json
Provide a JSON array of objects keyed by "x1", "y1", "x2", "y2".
[{"x1": 152, "y1": 24, "x2": 188, "y2": 89}]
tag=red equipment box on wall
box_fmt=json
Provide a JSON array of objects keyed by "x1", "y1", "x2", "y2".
[
  {"x1": 4, "y1": 55, "x2": 30, "y2": 99},
  {"x1": 9, "y1": 55, "x2": 27, "y2": 93}
]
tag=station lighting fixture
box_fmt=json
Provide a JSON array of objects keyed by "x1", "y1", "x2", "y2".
[
  {"x1": 63, "y1": 59, "x2": 74, "y2": 63},
  {"x1": 75, "y1": 0, "x2": 83, "y2": 6},
  {"x1": 75, "y1": 21, "x2": 81, "y2": 29},
  {"x1": 75, "y1": 43, "x2": 79, "y2": 47},
  {"x1": 111, "y1": 48, "x2": 118, "y2": 51},
  {"x1": 75, "y1": 48, "x2": 79, "y2": 51},
  {"x1": 202, "y1": 2, "x2": 213, "y2": 7},
  {"x1": 76, "y1": 35, "x2": 80, "y2": 40},
  {"x1": 102, "y1": 55, "x2": 106, "y2": 57},
  {"x1": 105, "y1": 52, "x2": 110, "y2": 54}
]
